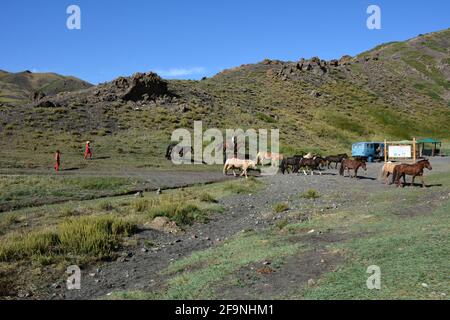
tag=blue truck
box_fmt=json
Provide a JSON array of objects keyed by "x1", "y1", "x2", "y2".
[{"x1": 352, "y1": 142, "x2": 385, "y2": 162}]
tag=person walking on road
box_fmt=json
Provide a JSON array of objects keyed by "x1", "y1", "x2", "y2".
[
  {"x1": 54, "y1": 150, "x2": 61, "y2": 172},
  {"x1": 84, "y1": 141, "x2": 93, "y2": 160}
]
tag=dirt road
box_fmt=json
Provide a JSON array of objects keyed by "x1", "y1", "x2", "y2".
[{"x1": 47, "y1": 157, "x2": 450, "y2": 299}]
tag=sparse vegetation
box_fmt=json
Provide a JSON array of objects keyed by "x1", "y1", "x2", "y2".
[
  {"x1": 199, "y1": 192, "x2": 217, "y2": 203},
  {"x1": 0, "y1": 215, "x2": 135, "y2": 263},
  {"x1": 273, "y1": 202, "x2": 289, "y2": 213},
  {"x1": 301, "y1": 189, "x2": 320, "y2": 199}
]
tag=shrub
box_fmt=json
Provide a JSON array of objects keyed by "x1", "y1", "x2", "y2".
[
  {"x1": 98, "y1": 201, "x2": 114, "y2": 211},
  {"x1": 275, "y1": 219, "x2": 289, "y2": 230},
  {"x1": 148, "y1": 203, "x2": 206, "y2": 225},
  {"x1": 0, "y1": 231, "x2": 60, "y2": 262},
  {"x1": 0, "y1": 216, "x2": 136, "y2": 262},
  {"x1": 301, "y1": 189, "x2": 320, "y2": 199},
  {"x1": 223, "y1": 178, "x2": 261, "y2": 194},
  {"x1": 58, "y1": 216, "x2": 135, "y2": 257},
  {"x1": 198, "y1": 193, "x2": 217, "y2": 203},
  {"x1": 273, "y1": 202, "x2": 289, "y2": 213}
]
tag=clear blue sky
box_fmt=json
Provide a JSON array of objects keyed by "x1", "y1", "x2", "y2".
[{"x1": 0, "y1": 0, "x2": 449, "y2": 84}]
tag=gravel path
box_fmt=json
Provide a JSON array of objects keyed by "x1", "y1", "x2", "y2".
[{"x1": 48, "y1": 157, "x2": 450, "y2": 299}]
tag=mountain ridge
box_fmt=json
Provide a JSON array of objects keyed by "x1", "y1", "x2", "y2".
[{"x1": 0, "y1": 28, "x2": 449, "y2": 159}]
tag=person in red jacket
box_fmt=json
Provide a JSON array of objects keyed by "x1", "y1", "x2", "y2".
[
  {"x1": 54, "y1": 150, "x2": 61, "y2": 172},
  {"x1": 84, "y1": 141, "x2": 92, "y2": 160}
]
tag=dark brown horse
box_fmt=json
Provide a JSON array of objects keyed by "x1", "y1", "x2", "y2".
[
  {"x1": 339, "y1": 159, "x2": 367, "y2": 178},
  {"x1": 325, "y1": 153, "x2": 349, "y2": 169},
  {"x1": 392, "y1": 159, "x2": 432, "y2": 187},
  {"x1": 298, "y1": 157, "x2": 327, "y2": 175}
]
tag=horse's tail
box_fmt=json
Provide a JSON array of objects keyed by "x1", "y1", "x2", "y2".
[
  {"x1": 223, "y1": 160, "x2": 229, "y2": 175},
  {"x1": 339, "y1": 160, "x2": 345, "y2": 176},
  {"x1": 379, "y1": 164, "x2": 386, "y2": 180},
  {"x1": 280, "y1": 159, "x2": 287, "y2": 175}
]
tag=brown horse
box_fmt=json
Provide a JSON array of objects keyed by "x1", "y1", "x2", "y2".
[
  {"x1": 339, "y1": 159, "x2": 367, "y2": 178},
  {"x1": 298, "y1": 157, "x2": 327, "y2": 175},
  {"x1": 392, "y1": 159, "x2": 432, "y2": 187},
  {"x1": 325, "y1": 153, "x2": 349, "y2": 169}
]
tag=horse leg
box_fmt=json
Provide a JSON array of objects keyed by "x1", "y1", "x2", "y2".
[
  {"x1": 354, "y1": 168, "x2": 358, "y2": 178},
  {"x1": 411, "y1": 175, "x2": 415, "y2": 187},
  {"x1": 303, "y1": 169, "x2": 307, "y2": 176},
  {"x1": 421, "y1": 175, "x2": 426, "y2": 188},
  {"x1": 232, "y1": 169, "x2": 237, "y2": 177}
]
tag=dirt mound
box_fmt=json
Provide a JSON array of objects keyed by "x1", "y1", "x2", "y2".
[{"x1": 144, "y1": 216, "x2": 181, "y2": 234}]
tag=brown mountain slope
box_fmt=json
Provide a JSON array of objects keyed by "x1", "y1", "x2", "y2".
[
  {"x1": 0, "y1": 70, "x2": 92, "y2": 104},
  {"x1": 0, "y1": 28, "x2": 449, "y2": 166}
]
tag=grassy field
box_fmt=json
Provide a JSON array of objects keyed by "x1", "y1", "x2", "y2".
[
  {"x1": 0, "y1": 176, "x2": 262, "y2": 298},
  {"x1": 111, "y1": 172, "x2": 450, "y2": 300}
]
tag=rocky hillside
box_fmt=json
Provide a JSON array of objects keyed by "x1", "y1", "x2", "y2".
[
  {"x1": 0, "y1": 28, "x2": 449, "y2": 160},
  {"x1": 0, "y1": 70, "x2": 92, "y2": 104}
]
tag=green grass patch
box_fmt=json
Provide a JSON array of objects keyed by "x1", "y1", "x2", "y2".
[
  {"x1": 273, "y1": 202, "x2": 289, "y2": 213},
  {"x1": 301, "y1": 189, "x2": 320, "y2": 199},
  {"x1": 0, "y1": 215, "x2": 135, "y2": 263}
]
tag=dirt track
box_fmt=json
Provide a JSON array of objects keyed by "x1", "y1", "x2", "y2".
[{"x1": 46, "y1": 157, "x2": 450, "y2": 299}]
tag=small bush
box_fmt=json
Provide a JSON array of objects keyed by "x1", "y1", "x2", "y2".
[
  {"x1": 148, "y1": 203, "x2": 206, "y2": 225},
  {"x1": 58, "y1": 216, "x2": 135, "y2": 257},
  {"x1": 301, "y1": 189, "x2": 320, "y2": 200},
  {"x1": 223, "y1": 178, "x2": 261, "y2": 194},
  {"x1": 0, "y1": 216, "x2": 136, "y2": 262},
  {"x1": 0, "y1": 214, "x2": 19, "y2": 229},
  {"x1": 97, "y1": 201, "x2": 114, "y2": 211},
  {"x1": 256, "y1": 112, "x2": 277, "y2": 123},
  {"x1": 275, "y1": 219, "x2": 289, "y2": 230},
  {"x1": 0, "y1": 231, "x2": 60, "y2": 262},
  {"x1": 273, "y1": 202, "x2": 289, "y2": 213},
  {"x1": 199, "y1": 193, "x2": 217, "y2": 203},
  {"x1": 131, "y1": 199, "x2": 148, "y2": 212}
]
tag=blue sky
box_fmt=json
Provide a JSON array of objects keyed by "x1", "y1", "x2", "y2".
[{"x1": 0, "y1": 0, "x2": 449, "y2": 84}]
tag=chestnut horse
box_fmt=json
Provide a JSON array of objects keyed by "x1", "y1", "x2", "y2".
[
  {"x1": 392, "y1": 159, "x2": 432, "y2": 187},
  {"x1": 339, "y1": 159, "x2": 367, "y2": 178}
]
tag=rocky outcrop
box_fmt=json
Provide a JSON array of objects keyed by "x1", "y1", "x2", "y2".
[
  {"x1": 28, "y1": 71, "x2": 171, "y2": 110},
  {"x1": 31, "y1": 90, "x2": 46, "y2": 101},
  {"x1": 111, "y1": 72, "x2": 168, "y2": 102}
]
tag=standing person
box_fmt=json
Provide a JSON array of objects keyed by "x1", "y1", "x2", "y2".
[
  {"x1": 84, "y1": 141, "x2": 92, "y2": 160},
  {"x1": 54, "y1": 150, "x2": 61, "y2": 172}
]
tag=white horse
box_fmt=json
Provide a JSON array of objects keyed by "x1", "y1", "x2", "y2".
[
  {"x1": 256, "y1": 152, "x2": 284, "y2": 167},
  {"x1": 223, "y1": 158, "x2": 257, "y2": 179}
]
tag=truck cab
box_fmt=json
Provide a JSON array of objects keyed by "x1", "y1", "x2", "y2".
[{"x1": 352, "y1": 142, "x2": 384, "y2": 162}]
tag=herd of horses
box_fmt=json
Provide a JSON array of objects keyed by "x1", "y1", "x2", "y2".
[
  {"x1": 381, "y1": 159, "x2": 432, "y2": 187},
  {"x1": 165, "y1": 143, "x2": 433, "y2": 187},
  {"x1": 223, "y1": 152, "x2": 433, "y2": 188}
]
